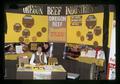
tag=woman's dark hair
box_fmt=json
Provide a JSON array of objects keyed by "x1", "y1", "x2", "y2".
[
  {"x1": 42, "y1": 42, "x2": 50, "y2": 52},
  {"x1": 37, "y1": 45, "x2": 43, "y2": 49}
]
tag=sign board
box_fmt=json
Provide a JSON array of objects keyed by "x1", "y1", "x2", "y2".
[{"x1": 48, "y1": 16, "x2": 67, "y2": 42}]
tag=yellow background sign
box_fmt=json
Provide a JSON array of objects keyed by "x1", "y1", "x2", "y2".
[
  {"x1": 67, "y1": 13, "x2": 104, "y2": 46},
  {"x1": 5, "y1": 12, "x2": 113, "y2": 48},
  {"x1": 5, "y1": 12, "x2": 48, "y2": 43}
]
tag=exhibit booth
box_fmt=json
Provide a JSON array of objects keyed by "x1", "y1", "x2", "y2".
[{"x1": 4, "y1": 4, "x2": 115, "y2": 80}]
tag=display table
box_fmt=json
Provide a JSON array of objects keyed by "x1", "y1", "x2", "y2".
[
  {"x1": 16, "y1": 64, "x2": 66, "y2": 80},
  {"x1": 5, "y1": 52, "x2": 104, "y2": 67},
  {"x1": 67, "y1": 56, "x2": 105, "y2": 67},
  {"x1": 5, "y1": 52, "x2": 32, "y2": 60}
]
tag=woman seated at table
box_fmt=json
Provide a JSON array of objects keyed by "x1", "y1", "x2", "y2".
[{"x1": 30, "y1": 45, "x2": 47, "y2": 66}]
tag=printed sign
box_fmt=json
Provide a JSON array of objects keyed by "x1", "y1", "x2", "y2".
[
  {"x1": 70, "y1": 15, "x2": 82, "y2": 26},
  {"x1": 5, "y1": 13, "x2": 48, "y2": 42},
  {"x1": 48, "y1": 16, "x2": 66, "y2": 28},
  {"x1": 48, "y1": 16, "x2": 66, "y2": 42},
  {"x1": 67, "y1": 13, "x2": 104, "y2": 46},
  {"x1": 33, "y1": 71, "x2": 51, "y2": 80}
]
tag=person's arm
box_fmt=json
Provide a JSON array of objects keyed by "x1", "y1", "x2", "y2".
[{"x1": 30, "y1": 54, "x2": 36, "y2": 66}]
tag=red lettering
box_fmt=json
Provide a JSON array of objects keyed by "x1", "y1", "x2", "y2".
[{"x1": 50, "y1": 32, "x2": 64, "y2": 37}]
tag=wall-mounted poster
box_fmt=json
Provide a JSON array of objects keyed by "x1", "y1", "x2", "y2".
[
  {"x1": 67, "y1": 13, "x2": 104, "y2": 46},
  {"x1": 5, "y1": 12, "x2": 48, "y2": 42},
  {"x1": 48, "y1": 16, "x2": 66, "y2": 42}
]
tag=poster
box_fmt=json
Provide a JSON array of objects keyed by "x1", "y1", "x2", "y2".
[
  {"x1": 5, "y1": 12, "x2": 48, "y2": 43},
  {"x1": 48, "y1": 16, "x2": 66, "y2": 42},
  {"x1": 5, "y1": 5, "x2": 104, "y2": 45},
  {"x1": 67, "y1": 13, "x2": 104, "y2": 46},
  {"x1": 33, "y1": 71, "x2": 51, "y2": 80},
  {"x1": 15, "y1": 45, "x2": 24, "y2": 54},
  {"x1": 70, "y1": 15, "x2": 82, "y2": 26}
]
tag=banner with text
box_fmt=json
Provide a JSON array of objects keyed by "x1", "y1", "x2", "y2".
[{"x1": 48, "y1": 16, "x2": 67, "y2": 42}]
